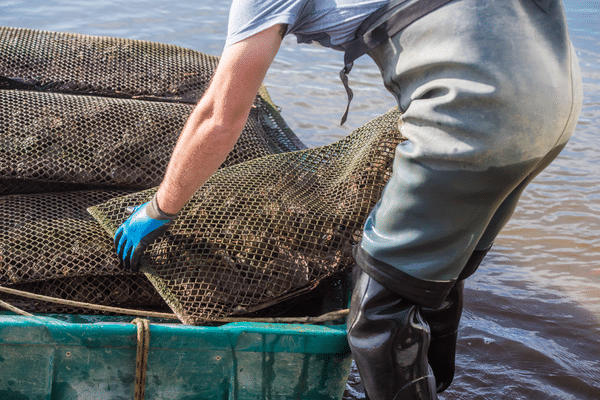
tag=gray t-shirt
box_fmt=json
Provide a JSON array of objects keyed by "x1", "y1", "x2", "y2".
[{"x1": 225, "y1": 0, "x2": 388, "y2": 51}]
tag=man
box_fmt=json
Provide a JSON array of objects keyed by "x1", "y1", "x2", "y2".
[{"x1": 114, "y1": 0, "x2": 582, "y2": 398}]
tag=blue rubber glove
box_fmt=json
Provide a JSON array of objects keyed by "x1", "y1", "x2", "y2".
[{"x1": 114, "y1": 195, "x2": 178, "y2": 272}]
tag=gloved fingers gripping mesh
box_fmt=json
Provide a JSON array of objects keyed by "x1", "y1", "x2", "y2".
[
  {"x1": 0, "y1": 26, "x2": 304, "y2": 317},
  {"x1": 89, "y1": 108, "x2": 404, "y2": 324},
  {"x1": 0, "y1": 190, "x2": 170, "y2": 313}
]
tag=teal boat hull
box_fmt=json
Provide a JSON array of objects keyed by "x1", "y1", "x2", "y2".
[{"x1": 0, "y1": 314, "x2": 351, "y2": 399}]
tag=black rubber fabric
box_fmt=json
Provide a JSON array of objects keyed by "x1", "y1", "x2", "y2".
[
  {"x1": 347, "y1": 267, "x2": 438, "y2": 400},
  {"x1": 420, "y1": 281, "x2": 464, "y2": 393}
]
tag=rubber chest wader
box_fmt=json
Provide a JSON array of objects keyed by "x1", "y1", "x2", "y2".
[{"x1": 343, "y1": 0, "x2": 583, "y2": 398}]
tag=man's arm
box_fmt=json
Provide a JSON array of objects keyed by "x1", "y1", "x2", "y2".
[
  {"x1": 156, "y1": 24, "x2": 286, "y2": 214},
  {"x1": 114, "y1": 24, "x2": 286, "y2": 270}
]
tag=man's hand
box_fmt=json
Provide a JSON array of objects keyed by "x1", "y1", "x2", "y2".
[{"x1": 114, "y1": 195, "x2": 177, "y2": 271}]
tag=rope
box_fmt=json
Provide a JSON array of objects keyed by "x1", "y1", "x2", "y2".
[
  {"x1": 0, "y1": 285, "x2": 349, "y2": 324},
  {"x1": 131, "y1": 318, "x2": 150, "y2": 400},
  {"x1": 218, "y1": 308, "x2": 350, "y2": 324},
  {"x1": 0, "y1": 285, "x2": 178, "y2": 319},
  {"x1": 0, "y1": 298, "x2": 33, "y2": 316}
]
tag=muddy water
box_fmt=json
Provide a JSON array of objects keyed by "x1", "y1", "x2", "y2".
[{"x1": 1, "y1": 0, "x2": 599, "y2": 398}]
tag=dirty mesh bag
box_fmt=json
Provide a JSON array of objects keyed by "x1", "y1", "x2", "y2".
[
  {"x1": 1, "y1": 275, "x2": 167, "y2": 315},
  {"x1": 0, "y1": 25, "x2": 215, "y2": 103},
  {"x1": 0, "y1": 26, "x2": 303, "y2": 314},
  {"x1": 89, "y1": 108, "x2": 404, "y2": 324},
  {"x1": 0, "y1": 26, "x2": 305, "y2": 195},
  {"x1": 0, "y1": 89, "x2": 298, "y2": 195},
  {"x1": 0, "y1": 189, "x2": 171, "y2": 314}
]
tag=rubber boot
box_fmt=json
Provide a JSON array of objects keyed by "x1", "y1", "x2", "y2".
[
  {"x1": 420, "y1": 246, "x2": 491, "y2": 393},
  {"x1": 420, "y1": 281, "x2": 463, "y2": 393},
  {"x1": 347, "y1": 267, "x2": 437, "y2": 400}
]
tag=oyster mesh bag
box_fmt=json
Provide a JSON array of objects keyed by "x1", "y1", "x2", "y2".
[
  {"x1": 0, "y1": 189, "x2": 171, "y2": 314},
  {"x1": 0, "y1": 89, "x2": 298, "y2": 195},
  {"x1": 0, "y1": 26, "x2": 305, "y2": 195},
  {"x1": 89, "y1": 108, "x2": 403, "y2": 323},
  {"x1": 0, "y1": 26, "x2": 404, "y2": 322}
]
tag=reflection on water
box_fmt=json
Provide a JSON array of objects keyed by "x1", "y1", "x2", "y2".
[{"x1": 1, "y1": 0, "x2": 599, "y2": 398}]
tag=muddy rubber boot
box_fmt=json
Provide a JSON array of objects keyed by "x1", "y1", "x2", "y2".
[
  {"x1": 347, "y1": 267, "x2": 437, "y2": 400},
  {"x1": 420, "y1": 246, "x2": 491, "y2": 393}
]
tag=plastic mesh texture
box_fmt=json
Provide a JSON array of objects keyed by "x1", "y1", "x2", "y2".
[
  {"x1": 2, "y1": 275, "x2": 169, "y2": 315},
  {"x1": 0, "y1": 189, "x2": 171, "y2": 313},
  {"x1": 1, "y1": 26, "x2": 404, "y2": 322},
  {"x1": 0, "y1": 26, "x2": 305, "y2": 195},
  {"x1": 0, "y1": 27, "x2": 305, "y2": 316},
  {"x1": 0, "y1": 89, "x2": 299, "y2": 195},
  {"x1": 1, "y1": 190, "x2": 129, "y2": 284},
  {"x1": 89, "y1": 108, "x2": 403, "y2": 324},
  {"x1": 0, "y1": 25, "x2": 218, "y2": 103}
]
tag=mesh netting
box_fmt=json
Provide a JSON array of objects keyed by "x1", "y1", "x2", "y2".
[
  {"x1": 0, "y1": 26, "x2": 404, "y2": 322},
  {"x1": 89, "y1": 108, "x2": 403, "y2": 323},
  {"x1": 0, "y1": 26, "x2": 305, "y2": 195},
  {"x1": 0, "y1": 89, "x2": 300, "y2": 195},
  {"x1": 2, "y1": 275, "x2": 169, "y2": 315},
  {"x1": 1, "y1": 190, "x2": 128, "y2": 285},
  {"x1": 0, "y1": 189, "x2": 170, "y2": 313},
  {"x1": 0, "y1": 25, "x2": 217, "y2": 102}
]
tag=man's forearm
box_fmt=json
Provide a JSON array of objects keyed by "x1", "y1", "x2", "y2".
[
  {"x1": 150, "y1": 24, "x2": 285, "y2": 215},
  {"x1": 112, "y1": 25, "x2": 285, "y2": 271},
  {"x1": 154, "y1": 101, "x2": 247, "y2": 215}
]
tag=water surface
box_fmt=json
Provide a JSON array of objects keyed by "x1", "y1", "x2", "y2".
[{"x1": 1, "y1": 1, "x2": 599, "y2": 398}]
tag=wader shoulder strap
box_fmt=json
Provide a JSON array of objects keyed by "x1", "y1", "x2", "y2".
[{"x1": 340, "y1": 0, "x2": 455, "y2": 125}]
